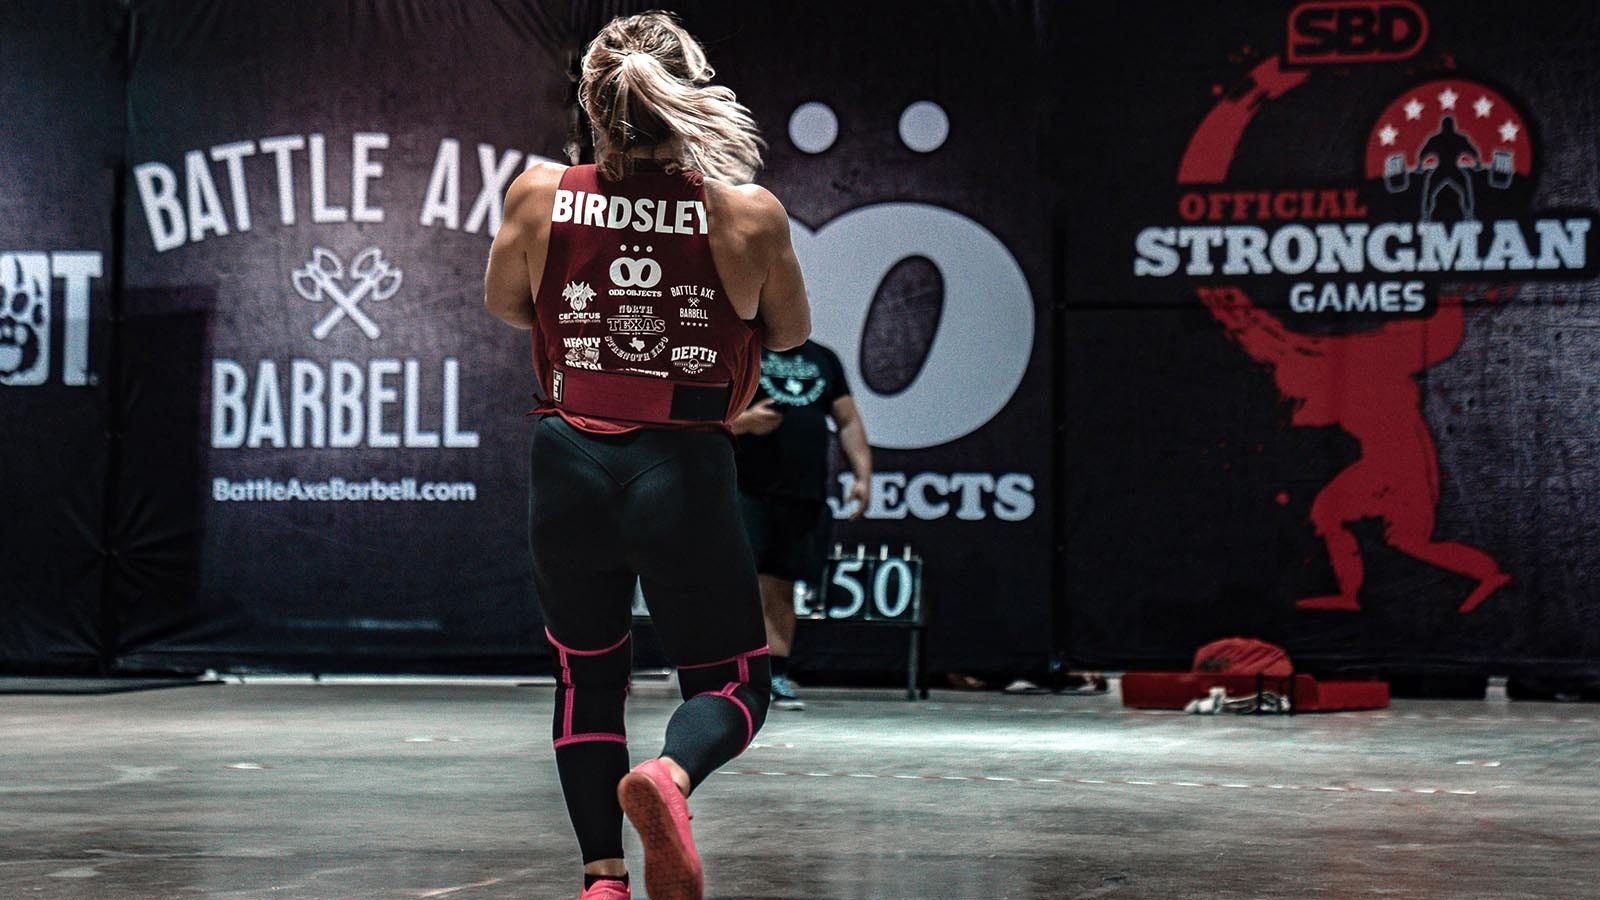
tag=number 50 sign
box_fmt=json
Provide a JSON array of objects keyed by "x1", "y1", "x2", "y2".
[{"x1": 803, "y1": 547, "x2": 924, "y2": 625}]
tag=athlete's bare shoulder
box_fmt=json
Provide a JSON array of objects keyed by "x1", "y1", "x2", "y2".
[
  {"x1": 703, "y1": 178, "x2": 789, "y2": 237},
  {"x1": 503, "y1": 161, "x2": 568, "y2": 231},
  {"x1": 701, "y1": 176, "x2": 807, "y2": 343}
]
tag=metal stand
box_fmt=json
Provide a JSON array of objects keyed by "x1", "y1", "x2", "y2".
[
  {"x1": 906, "y1": 624, "x2": 929, "y2": 701},
  {"x1": 813, "y1": 544, "x2": 927, "y2": 702}
]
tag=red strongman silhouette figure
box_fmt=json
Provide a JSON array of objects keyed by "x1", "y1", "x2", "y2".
[{"x1": 1199, "y1": 287, "x2": 1510, "y2": 613}]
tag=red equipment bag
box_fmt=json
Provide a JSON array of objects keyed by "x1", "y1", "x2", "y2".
[{"x1": 1191, "y1": 637, "x2": 1293, "y2": 676}]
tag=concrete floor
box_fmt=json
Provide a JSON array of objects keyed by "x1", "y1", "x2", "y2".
[{"x1": 1, "y1": 680, "x2": 1597, "y2": 899}]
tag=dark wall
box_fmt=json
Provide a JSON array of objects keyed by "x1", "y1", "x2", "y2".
[{"x1": 7, "y1": 1, "x2": 1600, "y2": 681}]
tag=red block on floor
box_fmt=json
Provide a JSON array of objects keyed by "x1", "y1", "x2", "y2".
[{"x1": 1120, "y1": 672, "x2": 1389, "y2": 712}]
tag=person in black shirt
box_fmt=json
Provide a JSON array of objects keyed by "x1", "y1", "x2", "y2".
[{"x1": 732, "y1": 340, "x2": 872, "y2": 709}]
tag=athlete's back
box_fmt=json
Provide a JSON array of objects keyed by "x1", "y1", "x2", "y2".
[
  {"x1": 491, "y1": 162, "x2": 804, "y2": 343},
  {"x1": 482, "y1": 11, "x2": 808, "y2": 900}
]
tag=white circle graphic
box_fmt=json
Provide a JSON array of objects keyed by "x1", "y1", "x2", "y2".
[
  {"x1": 789, "y1": 102, "x2": 839, "y2": 154},
  {"x1": 790, "y1": 203, "x2": 1034, "y2": 450},
  {"x1": 898, "y1": 101, "x2": 949, "y2": 153}
]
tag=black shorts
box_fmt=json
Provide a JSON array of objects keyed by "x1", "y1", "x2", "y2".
[
  {"x1": 528, "y1": 415, "x2": 764, "y2": 666},
  {"x1": 738, "y1": 491, "x2": 832, "y2": 583}
]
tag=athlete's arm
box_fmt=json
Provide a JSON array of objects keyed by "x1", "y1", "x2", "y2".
[
  {"x1": 830, "y1": 394, "x2": 873, "y2": 520},
  {"x1": 751, "y1": 188, "x2": 810, "y2": 351},
  {"x1": 484, "y1": 163, "x2": 563, "y2": 330}
]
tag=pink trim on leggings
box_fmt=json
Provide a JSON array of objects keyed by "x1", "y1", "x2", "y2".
[
  {"x1": 553, "y1": 732, "x2": 628, "y2": 749},
  {"x1": 696, "y1": 682, "x2": 754, "y2": 752},
  {"x1": 545, "y1": 628, "x2": 630, "y2": 740},
  {"x1": 678, "y1": 645, "x2": 769, "y2": 672},
  {"x1": 544, "y1": 628, "x2": 631, "y2": 657},
  {"x1": 554, "y1": 645, "x2": 574, "y2": 738}
]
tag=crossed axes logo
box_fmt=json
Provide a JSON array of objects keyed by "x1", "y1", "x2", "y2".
[{"x1": 292, "y1": 247, "x2": 402, "y2": 340}]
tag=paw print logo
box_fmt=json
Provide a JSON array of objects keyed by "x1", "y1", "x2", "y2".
[{"x1": 0, "y1": 254, "x2": 51, "y2": 386}]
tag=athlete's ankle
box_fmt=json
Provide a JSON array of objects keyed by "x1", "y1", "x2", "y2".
[
  {"x1": 656, "y1": 755, "x2": 692, "y2": 796},
  {"x1": 583, "y1": 858, "x2": 628, "y2": 878}
]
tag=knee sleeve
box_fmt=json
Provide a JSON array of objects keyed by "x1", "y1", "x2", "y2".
[
  {"x1": 546, "y1": 627, "x2": 633, "y2": 748},
  {"x1": 546, "y1": 627, "x2": 632, "y2": 864},
  {"x1": 676, "y1": 646, "x2": 771, "y2": 752}
]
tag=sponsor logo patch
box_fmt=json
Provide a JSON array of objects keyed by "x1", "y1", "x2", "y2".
[
  {"x1": 671, "y1": 345, "x2": 718, "y2": 374},
  {"x1": 563, "y1": 336, "x2": 602, "y2": 370},
  {"x1": 606, "y1": 301, "x2": 667, "y2": 335},
  {"x1": 605, "y1": 335, "x2": 669, "y2": 362},
  {"x1": 559, "y1": 281, "x2": 601, "y2": 324}
]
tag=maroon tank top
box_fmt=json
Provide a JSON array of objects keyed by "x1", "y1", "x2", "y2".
[{"x1": 531, "y1": 162, "x2": 761, "y2": 434}]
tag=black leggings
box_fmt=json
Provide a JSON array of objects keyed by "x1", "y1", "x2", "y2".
[{"x1": 529, "y1": 415, "x2": 771, "y2": 864}]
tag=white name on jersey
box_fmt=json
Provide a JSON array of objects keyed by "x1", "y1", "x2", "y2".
[{"x1": 552, "y1": 190, "x2": 708, "y2": 235}]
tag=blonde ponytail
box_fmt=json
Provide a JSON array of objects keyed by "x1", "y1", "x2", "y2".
[{"x1": 580, "y1": 12, "x2": 765, "y2": 184}]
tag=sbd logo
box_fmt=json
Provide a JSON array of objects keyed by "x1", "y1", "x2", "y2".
[{"x1": 1287, "y1": 1, "x2": 1428, "y2": 65}]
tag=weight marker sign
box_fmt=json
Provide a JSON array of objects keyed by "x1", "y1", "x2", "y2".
[{"x1": 807, "y1": 545, "x2": 924, "y2": 625}]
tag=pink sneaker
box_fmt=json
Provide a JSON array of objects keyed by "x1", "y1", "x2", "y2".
[
  {"x1": 617, "y1": 758, "x2": 702, "y2": 900},
  {"x1": 579, "y1": 877, "x2": 631, "y2": 899}
]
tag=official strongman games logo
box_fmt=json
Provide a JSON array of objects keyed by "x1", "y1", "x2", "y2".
[
  {"x1": 1136, "y1": 1, "x2": 1592, "y2": 317},
  {"x1": 1129, "y1": 2, "x2": 1599, "y2": 615}
]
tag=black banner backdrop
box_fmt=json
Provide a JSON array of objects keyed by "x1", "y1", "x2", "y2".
[
  {"x1": 113, "y1": 1, "x2": 572, "y2": 672},
  {"x1": 0, "y1": 1, "x2": 123, "y2": 674},
  {"x1": 687, "y1": 1, "x2": 1054, "y2": 678},
  {"x1": 82, "y1": 0, "x2": 1051, "y2": 676},
  {"x1": 19, "y1": 1, "x2": 1599, "y2": 681},
  {"x1": 1063, "y1": 1, "x2": 1600, "y2": 677}
]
